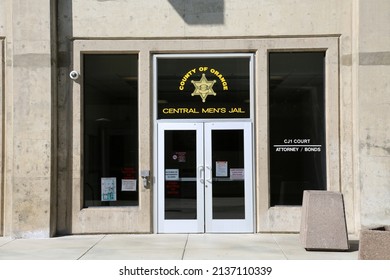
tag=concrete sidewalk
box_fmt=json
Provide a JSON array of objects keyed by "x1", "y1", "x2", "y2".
[{"x1": 0, "y1": 233, "x2": 359, "y2": 260}]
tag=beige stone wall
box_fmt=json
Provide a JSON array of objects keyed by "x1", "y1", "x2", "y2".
[
  {"x1": 0, "y1": 39, "x2": 3, "y2": 236},
  {"x1": 358, "y1": 0, "x2": 390, "y2": 229},
  {"x1": 0, "y1": 0, "x2": 6, "y2": 237},
  {"x1": 1, "y1": 0, "x2": 56, "y2": 238},
  {"x1": 72, "y1": 0, "x2": 351, "y2": 38},
  {"x1": 0, "y1": 1, "x2": 5, "y2": 37}
]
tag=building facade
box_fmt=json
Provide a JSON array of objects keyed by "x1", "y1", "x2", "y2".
[{"x1": 0, "y1": 0, "x2": 389, "y2": 238}]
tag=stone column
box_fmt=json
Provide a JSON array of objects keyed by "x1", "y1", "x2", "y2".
[
  {"x1": 4, "y1": 0, "x2": 56, "y2": 238},
  {"x1": 0, "y1": 38, "x2": 4, "y2": 237},
  {"x1": 358, "y1": 0, "x2": 390, "y2": 228}
]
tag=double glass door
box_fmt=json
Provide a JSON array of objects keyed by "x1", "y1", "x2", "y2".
[{"x1": 157, "y1": 122, "x2": 253, "y2": 233}]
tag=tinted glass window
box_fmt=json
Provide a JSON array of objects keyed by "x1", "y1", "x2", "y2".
[
  {"x1": 269, "y1": 52, "x2": 326, "y2": 206},
  {"x1": 83, "y1": 54, "x2": 138, "y2": 207}
]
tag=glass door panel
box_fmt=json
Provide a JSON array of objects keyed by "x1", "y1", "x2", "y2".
[
  {"x1": 205, "y1": 122, "x2": 253, "y2": 233},
  {"x1": 210, "y1": 129, "x2": 245, "y2": 219},
  {"x1": 164, "y1": 130, "x2": 197, "y2": 220},
  {"x1": 157, "y1": 123, "x2": 204, "y2": 233}
]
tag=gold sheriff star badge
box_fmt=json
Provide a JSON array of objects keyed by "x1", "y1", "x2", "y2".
[{"x1": 191, "y1": 74, "x2": 217, "y2": 102}]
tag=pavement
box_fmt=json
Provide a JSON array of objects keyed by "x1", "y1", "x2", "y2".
[{"x1": 0, "y1": 233, "x2": 360, "y2": 260}]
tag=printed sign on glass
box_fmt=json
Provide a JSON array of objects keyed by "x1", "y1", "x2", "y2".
[
  {"x1": 157, "y1": 56, "x2": 251, "y2": 119},
  {"x1": 101, "y1": 177, "x2": 117, "y2": 201}
]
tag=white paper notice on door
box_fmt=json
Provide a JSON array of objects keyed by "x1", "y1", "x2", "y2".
[
  {"x1": 101, "y1": 177, "x2": 117, "y2": 201},
  {"x1": 122, "y1": 179, "x2": 137, "y2": 191},
  {"x1": 216, "y1": 161, "x2": 228, "y2": 177},
  {"x1": 165, "y1": 169, "x2": 179, "y2": 181},
  {"x1": 230, "y1": 168, "x2": 245, "y2": 180}
]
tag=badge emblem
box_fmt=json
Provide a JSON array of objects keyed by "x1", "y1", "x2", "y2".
[{"x1": 191, "y1": 74, "x2": 217, "y2": 102}]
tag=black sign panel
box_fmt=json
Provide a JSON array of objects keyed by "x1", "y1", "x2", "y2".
[{"x1": 157, "y1": 56, "x2": 251, "y2": 119}]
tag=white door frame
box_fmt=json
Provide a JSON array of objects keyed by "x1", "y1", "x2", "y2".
[
  {"x1": 204, "y1": 122, "x2": 254, "y2": 233},
  {"x1": 157, "y1": 121, "x2": 253, "y2": 233},
  {"x1": 157, "y1": 122, "x2": 205, "y2": 233}
]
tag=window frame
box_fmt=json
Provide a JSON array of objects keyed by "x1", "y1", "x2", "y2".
[
  {"x1": 70, "y1": 44, "x2": 151, "y2": 234},
  {"x1": 256, "y1": 39, "x2": 340, "y2": 231}
]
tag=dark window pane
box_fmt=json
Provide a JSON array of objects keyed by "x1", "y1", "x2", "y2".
[
  {"x1": 212, "y1": 130, "x2": 245, "y2": 219},
  {"x1": 164, "y1": 130, "x2": 197, "y2": 219},
  {"x1": 83, "y1": 54, "x2": 138, "y2": 207},
  {"x1": 269, "y1": 52, "x2": 326, "y2": 206},
  {"x1": 157, "y1": 56, "x2": 250, "y2": 119}
]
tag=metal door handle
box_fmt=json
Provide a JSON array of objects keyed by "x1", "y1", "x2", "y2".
[
  {"x1": 198, "y1": 166, "x2": 204, "y2": 184},
  {"x1": 206, "y1": 166, "x2": 212, "y2": 184}
]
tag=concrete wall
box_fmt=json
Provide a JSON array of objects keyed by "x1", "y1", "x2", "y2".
[
  {"x1": 358, "y1": 0, "x2": 390, "y2": 228},
  {"x1": 0, "y1": 38, "x2": 3, "y2": 237},
  {"x1": 0, "y1": 1, "x2": 5, "y2": 37},
  {"x1": 1, "y1": 0, "x2": 57, "y2": 238},
  {"x1": 0, "y1": 0, "x2": 6, "y2": 238},
  {"x1": 72, "y1": 0, "x2": 351, "y2": 37}
]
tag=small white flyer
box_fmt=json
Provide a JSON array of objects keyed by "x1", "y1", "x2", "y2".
[
  {"x1": 165, "y1": 169, "x2": 179, "y2": 181},
  {"x1": 230, "y1": 168, "x2": 245, "y2": 180},
  {"x1": 216, "y1": 161, "x2": 228, "y2": 177},
  {"x1": 122, "y1": 179, "x2": 137, "y2": 191},
  {"x1": 101, "y1": 177, "x2": 117, "y2": 201}
]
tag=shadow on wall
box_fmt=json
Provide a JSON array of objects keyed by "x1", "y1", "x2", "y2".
[
  {"x1": 168, "y1": 0, "x2": 224, "y2": 25},
  {"x1": 56, "y1": 0, "x2": 74, "y2": 236}
]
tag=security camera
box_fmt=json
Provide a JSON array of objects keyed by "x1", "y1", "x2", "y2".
[{"x1": 69, "y1": 70, "x2": 80, "y2": 80}]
